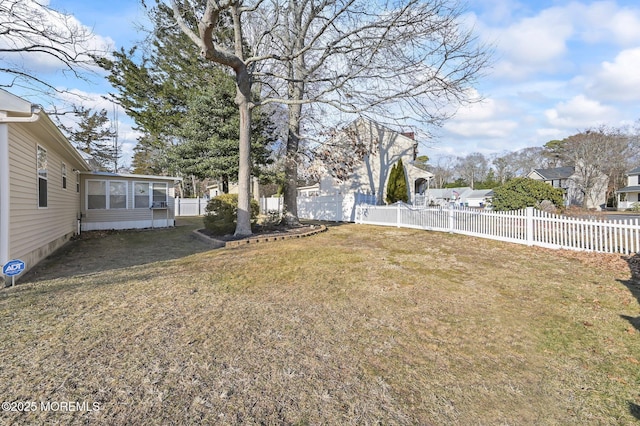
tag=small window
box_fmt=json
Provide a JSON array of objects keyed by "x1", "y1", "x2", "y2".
[
  {"x1": 61, "y1": 163, "x2": 67, "y2": 189},
  {"x1": 135, "y1": 182, "x2": 168, "y2": 208},
  {"x1": 109, "y1": 181, "x2": 127, "y2": 209},
  {"x1": 152, "y1": 183, "x2": 168, "y2": 207},
  {"x1": 37, "y1": 145, "x2": 48, "y2": 208},
  {"x1": 134, "y1": 182, "x2": 150, "y2": 208},
  {"x1": 86, "y1": 180, "x2": 128, "y2": 210},
  {"x1": 87, "y1": 180, "x2": 106, "y2": 209},
  {"x1": 76, "y1": 172, "x2": 80, "y2": 193}
]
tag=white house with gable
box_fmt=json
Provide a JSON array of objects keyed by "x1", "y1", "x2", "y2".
[
  {"x1": 309, "y1": 118, "x2": 433, "y2": 204},
  {"x1": 616, "y1": 167, "x2": 640, "y2": 210}
]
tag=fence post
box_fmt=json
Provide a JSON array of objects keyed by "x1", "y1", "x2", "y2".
[
  {"x1": 526, "y1": 207, "x2": 534, "y2": 246},
  {"x1": 448, "y1": 204, "x2": 454, "y2": 233},
  {"x1": 397, "y1": 203, "x2": 401, "y2": 228}
]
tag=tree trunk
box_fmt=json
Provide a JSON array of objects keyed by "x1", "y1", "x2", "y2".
[
  {"x1": 222, "y1": 175, "x2": 229, "y2": 194},
  {"x1": 282, "y1": 25, "x2": 305, "y2": 226},
  {"x1": 234, "y1": 69, "x2": 253, "y2": 236},
  {"x1": 282, "y1": 100, "x2": 302, "y2": 226}
]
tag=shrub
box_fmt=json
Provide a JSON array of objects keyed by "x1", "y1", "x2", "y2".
[
  {"x1": 491, "y1": 177, "x2": 565, "y2": 211},
  {"x1": 385, "y1": 159, "x2": 409, "y2": 204},
  {"x1": 203, "y1": 194, "x2": 259, "y2": 235},
  {"x1": 627, "y1": 202, "x2": 640, "y2": 212}
]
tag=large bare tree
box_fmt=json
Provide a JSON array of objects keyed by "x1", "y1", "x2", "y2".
[
  {"x1": 249, "y1": 0, "x2": 489, "y2": 223},
  {"x1": 169, "y1": 0, "x2": 488, "y2": 232},
  {"x1": 561, "y1": 126, "x2": 638, "y2": 208},
  {"x1": 0, "y1": 0, "x2": 106, "y2": 96}
]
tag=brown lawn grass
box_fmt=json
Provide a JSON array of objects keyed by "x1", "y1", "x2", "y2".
[{"x1": 1, "y1": 221, "x2": 639, "y2": 425}]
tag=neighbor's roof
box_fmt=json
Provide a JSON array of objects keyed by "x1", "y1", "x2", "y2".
[
  {"x1": 616, "y1": 186, "x2": 640, "y2": 193},
  {"x1": 466, "y1": 189, "x2": 494, "y2": 199},
  {"x1": 531, "y1": 166, "x2": 575, "y2": 180},
  {"x1": 82, "y1": 171, "x2": 182, "y2": 182},
  {"x1": 627, "y1": 167, "x2": 640, "y2": 175},
  {"x1": 427, "y1": 187, "x2": 473, "y2": 199}
]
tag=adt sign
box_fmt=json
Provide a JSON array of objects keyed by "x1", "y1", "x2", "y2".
[{"x1": 3, "y1": 259, "x2": 25, "y2": 277}]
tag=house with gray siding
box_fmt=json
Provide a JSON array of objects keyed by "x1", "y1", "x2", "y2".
[
  {"x1": 0, "y1": 89, "x2": 179, "y2": 283},
  {"x1": 527, "y1": 165, "x2": 607, "y2": 210}
]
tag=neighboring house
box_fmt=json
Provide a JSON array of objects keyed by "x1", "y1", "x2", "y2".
[
  {"x1": 417, "y1": 187, "x2": 493, "y2": 207},
  {"x1": 207, "y1": 177, "x2": 260, "y2": 201},
  {"x1": 615, "y1": 167, "x2": 640, "y2": 210},
  {"x1": 311, "y1": 118, "x2": 433, "y2": 204},
  {"x1": 527, "y1": 166, "x2": 607, "y2": 210},
  {"x1": 0, "y1": 89, "x2": 180, "y2": 281},
  {"x1": 297, "y1": 184, "x2": 320, "y2": 197}
]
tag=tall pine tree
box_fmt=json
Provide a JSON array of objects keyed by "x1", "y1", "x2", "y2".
[
  {"x1": 59, "y1": 106, "x2": 117, "y2": 171},
  {"x1": 98, "y1": 3, "x2": 277, "y2": 194}
]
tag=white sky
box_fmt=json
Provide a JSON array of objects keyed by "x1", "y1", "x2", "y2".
[{"x1": 3, "y1": 0, "x2": 640, "y2": 167}]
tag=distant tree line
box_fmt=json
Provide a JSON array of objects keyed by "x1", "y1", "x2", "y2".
[{"x1": 425, "y1": 123, "x2": 640, "y2": 207}]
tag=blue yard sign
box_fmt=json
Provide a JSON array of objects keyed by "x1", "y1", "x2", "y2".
[{"x1": 3, "y1": 259, "x2": 25, "y2": 277}]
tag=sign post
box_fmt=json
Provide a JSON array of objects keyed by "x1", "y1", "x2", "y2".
[{"x1": 3, "y1": 259, "x2": 25, "y2": 287}]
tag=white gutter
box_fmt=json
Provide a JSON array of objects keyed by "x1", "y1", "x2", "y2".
[{"x1": 0, "y1": 107, "x2": 41, "y2": 270}]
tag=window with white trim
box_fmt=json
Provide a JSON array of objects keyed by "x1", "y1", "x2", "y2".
[
  {"x1": 134, "y1": 182, "x2": 150, "y2": 208},
  {"x1": 152, "y1": 183, "x2": 168, "y2": 208},
  {"x1": 61, "y1": 163, "x2": 67, "y2": 189},
  {"x1": 134, "y1": 182, "x2": 168, "y2": 208},
  {"x1": 37, "y1": 145, "x2": 48, "y2": 207},
  {"x1": 87, "y1": 180, "x2": 128, "y2": 209}
]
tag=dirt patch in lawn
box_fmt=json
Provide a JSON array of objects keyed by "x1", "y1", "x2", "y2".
[{"x1": 19, "y1": 217, "x2": 212, "y2": 283}]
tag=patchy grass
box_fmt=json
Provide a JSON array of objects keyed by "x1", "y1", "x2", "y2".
[{"x1": 1, "y1": 222, "x2": 640, "y2": 425}]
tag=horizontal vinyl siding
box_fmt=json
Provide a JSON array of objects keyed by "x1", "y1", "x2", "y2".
[
  {"x1": 81, "y1": 176, "x2": 176, "y2": 229},
  {"x1": 8, "y1": 123, "x2": 82, "y2": 264}
]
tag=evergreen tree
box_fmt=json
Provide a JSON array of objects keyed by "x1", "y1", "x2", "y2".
[
  {"x1": 99, "y1": 3, "x2": 277, "y2": 191},
  {"x1": 386, "y1": 159, "x2": 409, "y2": 204},
  {"x1": 386, "y1": 162, "x2": 398, "y2": 204},
  {"x1": 59, "y1": 106, "x2": 117, "y2": 171},
  {"x1": 167, "y1": 72, "x2": 275, "y2": 193},
  {"x1": 98, "y1": 3, "x2": 234, "y2": 175}
]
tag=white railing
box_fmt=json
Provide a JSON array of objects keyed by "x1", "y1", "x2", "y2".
[{"x1": 356, "y1": 204, "x2": 640, "y2": 255}]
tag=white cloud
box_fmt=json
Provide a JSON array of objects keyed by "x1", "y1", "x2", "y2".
[
  {"x1": 479, "y1": 1, "x2": 640, "y2": 79},
  {"x1": 586, "y1": 48, "x2": 640, "y2": 102},
  {"x1": 443, "y1": 97, "x2": 519, "y2": 138},
  {"x1": 544, "y1": 95, "x2": 618, "y2": 130},
  {"x1": 0, "y1": 0, "x2": 114, "y2": 74},
  {"x1": 579, "y1": 1, "x2": 640, "y2": 45}
]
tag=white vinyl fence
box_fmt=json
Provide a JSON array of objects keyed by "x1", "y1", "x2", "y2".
[
  {"x1": 298, "y1": 193, "x2": 378, "y2": 221},
  {"x1": 261, "y1": 193, "x2": 377, "y2": 221},
  {"x1": 260, "y1": 196, "x2": 284, "y2": 214},
  {"x1": 356, "y1": 203, "x2": 640, "y2": 255},
  {"x1": 175, "y1": 198, "x2": 209, "y2": 216}
]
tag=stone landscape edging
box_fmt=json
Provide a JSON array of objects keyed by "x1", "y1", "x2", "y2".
[{"x1": 192, "y1": 224, "x2": 328, "y2": 249}]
